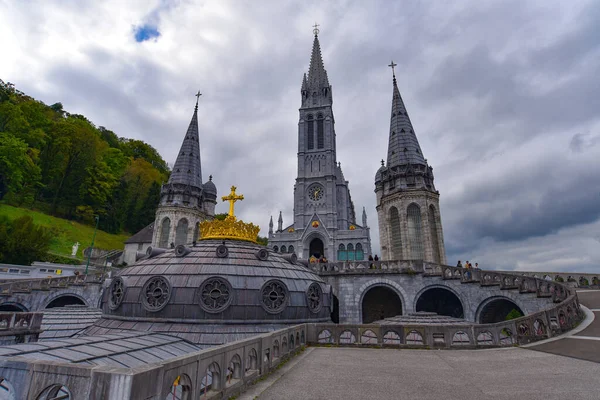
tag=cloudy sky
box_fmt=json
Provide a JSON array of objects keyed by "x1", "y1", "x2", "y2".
[{"x1": 1, "y1": 0, "x2": 599, "y2": 273}]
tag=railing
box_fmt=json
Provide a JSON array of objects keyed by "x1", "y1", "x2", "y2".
[
  {"x1": 0, "y1": 272, "x2": 106, "y2": 296},
  {"x1": 0, "y1": 311, "x2": 43, "y2": 336},
  {"x1": 307, "y1": 292, "x2": 582, "y2": 348}
]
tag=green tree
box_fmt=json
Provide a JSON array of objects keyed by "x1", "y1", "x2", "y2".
[
  {"x1": 0, "y1": 132, "x2": 41, "y2": 203},
  {"x1": 0, "y1": 216, "x2": 52, "y2": 265}
]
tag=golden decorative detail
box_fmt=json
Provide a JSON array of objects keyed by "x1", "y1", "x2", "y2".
[
  {"x1": 200, "y1": 186, "x2": 259, "y2": 243},
  {"x1": 311, "y1": 221, "x2": 320, "y2": 228},
  {"x1": 222, "y1": 186, "x2": 244, "y2": 219},
  {"x1": 288, "y1": 227, "x2": 295, "y2": 233},
  {"x1": 349, "y1": 225, "x2": 356, "y2": 230}
]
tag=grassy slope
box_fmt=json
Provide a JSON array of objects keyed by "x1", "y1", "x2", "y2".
[{"x1": 0, "y1": 204, "x2": 129, "y2": 258}]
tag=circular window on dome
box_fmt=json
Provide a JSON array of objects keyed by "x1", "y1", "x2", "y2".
[
  {"x1": 261, "y1": 280, "x2": 288, "y2": 314},
  {"x1": 199, "y1": 277, "x2": 233, "y2": 313},
  {"x1": 306, "y1": 282, "x2": 323, "y2": 313},
  {"x1": 141, "y1": 276, "x2": 171, "y2": 312},
  {"x1": 109, "y1": 277, "x2": 126, "y2": 310}
]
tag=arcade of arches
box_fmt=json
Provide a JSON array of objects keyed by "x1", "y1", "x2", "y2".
[
  {"x1": 361, "y1": 286, "x2": 403, "y2": 323},
  {"x1": 415, "y1": 287, "x2": 464, "y2": 319}
]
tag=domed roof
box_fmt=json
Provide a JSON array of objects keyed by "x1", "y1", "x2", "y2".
[
  {"x1": 203, "y1": 175, "x2": 217, "y2": 197},
  {"x1": 375, "y1": 165, "x2": 386, "y2": 183},
  {"x1": 90, "y1": 239, "x2": 331, "y2": 346}
]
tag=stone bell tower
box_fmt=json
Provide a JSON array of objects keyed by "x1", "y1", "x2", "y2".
[
  {"x1": 375, "y1": 63, "x2": 446, "y2": 264},
  {"x1": 152, "y1": 93, "x2": 217, "y2": 248}
]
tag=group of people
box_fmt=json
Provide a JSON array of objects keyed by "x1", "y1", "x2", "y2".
[
  {"x1": 368, "y1": 254, "x2": 380, "y2": 269},
  {"x1": 456, "y1": 260, "x2": 479, "y2": 269},
  {"x1": 309, "y1": 255, "x2": 329, "y2": 264}
]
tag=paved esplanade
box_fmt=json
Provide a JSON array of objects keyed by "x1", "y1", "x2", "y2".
[{"x1": 253, "y1": 290, "x2": 600, "y2": 400}]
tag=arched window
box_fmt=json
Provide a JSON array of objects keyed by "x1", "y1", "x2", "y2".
[
  {"x1": 347, "y1": 243, "x2": 355, "y2": 261},
  {"x1": 288, "y1": 245, "x2": 294, "y2": 254},
  {"x1": 193, "y1": 222, "x2": 200, "y2": 242},
  {"x1": 317, "y1": 114, "x2": 324, "y2": 149},
  {"x1": 407, "y1": 204, "x2": 424, "y2": 259},
  {"x1": 389, "y1": 207, "x2": 402, "y2": 259},
  {"x1": 281, "y1": 245, "x2": 287, "y2": 253},
  {"x1": 428, "y1": 205, "x2": 441, "y2": 263},
  {"x1": 273, "y1": 246, "x2": 279, "y2": 253},
  {"x1": 175, "y1": 218, "x2": 189, "y2": 245},
  {"x1": 307, "y1": 115, "x2": 314, "y2": 150},
  {"x1": 338, "y1": 244, "x2": 347, "y2": 261},
  {"x1": 355, "y1": 243, "x2": 364, "y2": 261},
  {"x1": 159, "y1": 218, "x2": 170, "y2": 248}
]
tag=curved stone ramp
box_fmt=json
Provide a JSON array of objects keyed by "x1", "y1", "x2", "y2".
[
  {"x1": 251, "y1": 346, "x2": 600, "y2": 400},
  {"x1": 526, "y1": 290, "x2": 600, "y2": 363}
]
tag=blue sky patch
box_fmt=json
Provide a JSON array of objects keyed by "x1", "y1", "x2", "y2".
[{"x1": 134, "y1": 24, "x2": 160, "y2": 42}]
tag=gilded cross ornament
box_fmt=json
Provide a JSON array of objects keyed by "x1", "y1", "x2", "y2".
[{"x1": 222, "y1": 186, "x2": 244, "y2": 219}]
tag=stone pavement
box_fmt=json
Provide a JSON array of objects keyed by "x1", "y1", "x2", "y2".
[
  {"x1": 254, "y1": 290, "x2": 600, "y2": 400},
  {"x1": 256, "y1": 347, "x2": 599, "y2": 400}
]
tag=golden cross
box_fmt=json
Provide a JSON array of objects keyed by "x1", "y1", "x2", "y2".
[{"x1": 222, "y1": 186, "x2": 244, "y2": 218}]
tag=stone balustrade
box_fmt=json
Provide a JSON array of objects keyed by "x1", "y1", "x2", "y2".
[
  {"x1": 0, "y1": 272, "x2": 105, "y2": 297},
  {"x1": 0, "y1": 311, "x2": 43, "y2": 345}
]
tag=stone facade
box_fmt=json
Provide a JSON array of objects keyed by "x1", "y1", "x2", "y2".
[
  {"x1": 268, "y1": 32, "x2": 371, "y2": 262},
  {"x1": 375, "y1": 70, "x2": 446, "y2": 264}
]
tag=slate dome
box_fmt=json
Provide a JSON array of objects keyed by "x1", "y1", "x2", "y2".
[{"x1": 88, "y1": 239, "x2": 332, "y2": 347}]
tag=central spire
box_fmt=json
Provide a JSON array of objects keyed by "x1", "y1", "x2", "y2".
[{"x1": 301, "y1": 24, "x2": 332, "y2": 108}]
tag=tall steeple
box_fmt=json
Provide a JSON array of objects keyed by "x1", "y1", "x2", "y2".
[
  {"x1": 301, "y1": 24, "x2": 332, "y2": 108},
  {"x1": 278, "y1": 211, "x2": 283, "y2": 232},
  {"x1": 168, "y1": 92, "x2": 203, "y2": 187},
  {"x1": 269, "y1": 216, "x2": 274, "y2": 235},
  {"x1": 386, "y1": 62, "x2": 426, "y2": 169}
]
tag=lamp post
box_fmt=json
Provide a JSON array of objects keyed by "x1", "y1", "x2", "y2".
[{"x1": 85, "y1": 215, "x2": 100, "y2": 275}]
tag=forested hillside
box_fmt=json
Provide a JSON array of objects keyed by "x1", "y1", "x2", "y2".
[{"x1": 0, "y1": 79, "x2": 169, "y2": 235}]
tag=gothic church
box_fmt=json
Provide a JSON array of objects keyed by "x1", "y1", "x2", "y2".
[{"x1": 267, "y1": 31, "x2": 372, "y2": 262}]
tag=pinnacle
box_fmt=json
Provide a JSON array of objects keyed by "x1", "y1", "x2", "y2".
[{"x1": 168, "y1": 101, "x2": 203, "y2": 188}]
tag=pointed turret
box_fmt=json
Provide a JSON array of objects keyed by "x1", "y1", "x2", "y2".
[
  {"x1": 278, "y1": 211, "x2": 283, "y2": 232},
  {"x1": 269, "y1": 216, "x2": 274, "y2": 235},
  {"x1": 386, "y1": 64, "x2": 426, "y2": 169},
  {"x1": 362, "y1": 207, "x2": 368, "y2": 227},
  {"x1": 168, "y1": 97, "x2": 203, "y2": 187}
]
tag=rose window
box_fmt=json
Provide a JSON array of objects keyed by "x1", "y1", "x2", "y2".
[
  {"x1": 306, "y1": 283, "x2": 323, "y2": 313},
  {"x1": 199, "y1": 277, "x2": 233, "y2": 313},
  {"x1": 141, "y1": 276, "x2": 171, "y2": 312},
  {"x1": 109, "y1": 277, "x2": 125, "y2": 310},
  {"x1": 261, "y1": 280, "x2": 288, "y2": 314}
]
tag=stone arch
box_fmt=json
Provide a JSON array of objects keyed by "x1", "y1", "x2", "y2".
[
  {"x1": 193, "y1": 221, "x2": 200, "y2": 242},
  {"x1": 227, "y1": 354, "x2": 242, "y2": 385},
  {"x1": 159, "y1": 217, "x2": 171, "y2": 248},
  {"x1": 37, "y1": 384, "x2": 72, "y2": 399},
  {"x1": 407, "y1": 203, "x2": 424, "y2": 259},
  {"x1": 414, "y1": 285, "x2": 464, "y2": 318},
  {"x1": 175, "y1": 218, "x2": 189, "y2": 246},
  {"x1": 165, "y1": 374, "x2": 192, "y2": 400},
  {"x1": 428, "y1": 204, "x2": 441, "y2": 263},
  {"x1": 358, "y1": 281, "x2": 406, "y2": 324},
  {"x1": 388, "y1": 206, "x2": 402, "y2": 259},
  {"x1": 0, "y1": 302, "x2": 28, "y2": 312},
  {"x1": 273, "y1": 340, "x2": 280, "y2": 358},
  {"x1": 355, "y1": 278, "x2": 408, "y2": 318},
  {"x1": 201, "y1": 361, "x2": 221, "y2": 394},
  {"x1": 44, "y1": 293, "x2": 87, "y2": 309},
  {"x1": 305, "y1": 232, "x2": 326, "y2": 259},
  {"x1": 246, "y1": 348, "x2": 258, "y2": 374},
  {"x1": 476, "y1": 296, "x2": 525, "y2": 324}
]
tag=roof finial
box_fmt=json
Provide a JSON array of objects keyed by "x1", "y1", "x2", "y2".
[
  {"x1": 388, "y1": 61, "x2": 397, "y2": 79},
  {"x1": 209, "y1": 174, "x2": 212, "y2": 181},
  {"x1": 195, "y1": 90, "x2": 202, "y2": 110},
  {"x1": 313, "y1": 22, "x2": 320, "y2": 36},
  {"x1": 381, "y1": 159, "x2": 385, "y2": 167}
]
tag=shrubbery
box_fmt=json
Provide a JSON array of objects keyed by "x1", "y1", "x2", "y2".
[{"x1": 0, "y1": 215, "x2": 52, "y2": 265}]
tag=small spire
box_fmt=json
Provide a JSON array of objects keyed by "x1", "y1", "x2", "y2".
[
  {"x1": 168, "y1": 93, "x2": 203, "y2": 187},
  {"x1": 278, "y1": 211, "x2": 283, "y2": 232},
  {"x1": 269, "y1": 215, "x2": 274, "y2": 234},
  {"x1": 362, "y1": 206, "x2": 368, "y2": 227}
]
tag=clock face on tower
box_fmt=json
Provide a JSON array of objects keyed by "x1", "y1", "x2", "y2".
[{"x1": 308, "y1": 184, "x2": 324, "y2": 201}]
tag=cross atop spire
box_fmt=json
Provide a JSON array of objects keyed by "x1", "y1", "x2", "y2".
[
  {"x1": 313, "y1": 22, "x2": 320, "y2": 36},
  {"x1": 388, "y1": 61, "x2": 397, "y2": 79},
  {"x1": 195, "y1": 90, "x2": 202, "y2": 110},
  {"x1": 167, "y1": 95, "x2": 203, "y2": 187}
]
